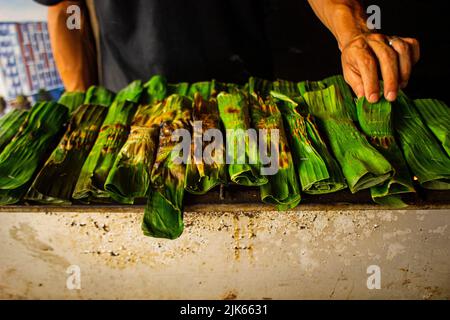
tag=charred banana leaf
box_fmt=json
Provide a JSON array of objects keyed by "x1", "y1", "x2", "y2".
[
  {"x1": 0, "y1": 102, "x2": 68, "y2": 204},
  {"x1": 273, "y1": 92, "x2": 346, "y2": 194},
  {"x1": 302, "y1": 85, "x2": 393, "y2": 193},
  {"x1": 185, "y1": 90, "x2": 227, "y2": 194},
  {"x1": 356, "y1": 97, "x2": 415, "y2": 207},
  {"x1": 0, "y1": 109, "x2": 28, "y2": 152},
  {"x1": 73, "y1": 81, "x2": 143, "y2": 202},
  {"x1": 217, "y1": 90, "x2": 268, "y2": 186},
  {"x1": 26, "y1": 86, "x2": 113, "y2": 204},
  {"x1": 394, "y1": 93, "x2": 450, "y2": 190},
  {"x1": 143, "y1": 94, "x2": 192, "y2": 239},
  {"x1": 249, "y1": 94, "x2": 301, "y2": 210},
  {"x1": 105, "y1": 76, "x2": 172, "y2": 203}
]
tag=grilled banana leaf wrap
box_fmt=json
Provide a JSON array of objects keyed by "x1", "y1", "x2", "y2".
[
  {"x1": 302, "y1": 85, "x2": 393, "y2": 193},
  {"x1": 356, "y1": 97, "x2": 415, "y2": 207},
  {"x1": 247, "y1": 77, "x2": 273, "y2": 98},
  {"x1": 185, "y1": 88, "x2": 227, "y2": 194},
  {"x1": 58, "y1": 91, "x2": 85, "y2": 114},
  {"x1": 273, "y1": 92, "x2": 346, "y2": 194},
  {"x1": 26, "y1": 86, "x2": 113, "y2": 204},
  {"x1": 394, "y1": 93, "x2": 450, "y2": 190},
  {"x1": 73, "y1": 81, "x2": 143, "y2": 202},
  {"x1": 249, "y1": 94, "x2": 301, "y2": 210},
  {"x1": 414, "y1": 99, "x2": 450, "y2": 157},
  {"x1": 143, "y1": 94, "x2": 192, "y2": 239},
  {"x1": 0, "y1": 101, "x2": 68, "y2": 204},
  {"x1": 105, "y1": 76, "x2": 176, "y2": 203},
  {"x1": 0, "y1": 109, "x2": 28, "y2": 152},
  {"x1": 217, "y1": 90, "x2": 268, "y2": 186}
]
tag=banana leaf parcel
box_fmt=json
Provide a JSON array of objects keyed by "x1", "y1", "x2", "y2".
[
  {"x1": 302, "y1": 85, "x2": 393, "y2": 193},
  {"x1": 394, "y1": 93, "x2": 450, "y2": 190},
  {"x1": 322, "y1": 75, "x2": 358, "y2": 121},
  {"x1": 185, "y1": 88, "x2": 227, "y2": 194},
  {"x1": 414, "y1": 99, "x2": 450, "y2": 157},
  {"x1": 0, "y1": 109, "x2": 28, "y2": 152},
  {"x1": 105, "y1": 76, "x2": 175, "y2": 203},
  {"x1": 273, "y1": 92, "x2": 347, "y2": 194},
  {"x1": 356, "y1": 97, "x2": 415, "y2": 207},
  {"x1": 217, "y1": 90, "x2": 268, "y2": 186},
  {"x1": 143, "y1": 94, "x2": 192, "y2": 239},
  {"x1": 26, "y1": 86, "x2": 113, "y2": 204},
  {"x1": 249, "y1": 94, "x2": 301, "y2": 210},
  {"x1": 0, "y1": 101, "x2": 68, "y2": 205},
  {"x1": 73, "y1": 81, "x2": 143, "y2": 202},
  {"x1": 58, "y1": 91, "x2": 85, "y2": 114},
  {"x1": 247, "y1": 77, "x2": 273, "y2": 98}
]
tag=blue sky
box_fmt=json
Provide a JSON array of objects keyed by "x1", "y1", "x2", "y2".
[{"x1": 0, "y1": 0, "x2": 47, "y2": 22}]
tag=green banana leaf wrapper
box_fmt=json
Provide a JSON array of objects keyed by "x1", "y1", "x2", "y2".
[
  {"x1": 0, "y1": 109, "x2": 28, "y2": 152},
  {"x1": 249, "y1": 94, "x2": 301, "y2": 210},
  {"x1": 302, "y1": 85, "x2": 393, "y2": 193},
  {"x1": 105, "y1": 76, "x2": 179, "y2": 203},
  {"x1": 26, "y1": 86, "x2": 113, "y2": 204},
  {"x1": 0, "y1": 101, "x2": 68, "y2": 204},
  {"x1": 273, "y1": 92, "x2": 347, "y2": 194},
  {"x1": 73, "y1": 81, "x2": 143, "y2": 202},
  {"x1": 356, "y1": 97, "x2": 415, "y2": 208},
  {"x1": 217, "y1": 90, "x2": 268, "y2": 186},
  {"x1": 143, "y1": 94, "x2": 192, "y2": 239},
  {"x1": 322, "y1": 75, "x2": 358, "y2": 121},
  {"x1": 185, "y1": 91, "x2": 227, "y2": 194},
  {"x1": 394, "y1": 93, "x2": 450, "y2": 190},
  {"x1": 58, "y1": 91, "x2": 85, "y2": 114},
  {"x1": 414, "y1": 99, "x2": 450, "y2": 157}
]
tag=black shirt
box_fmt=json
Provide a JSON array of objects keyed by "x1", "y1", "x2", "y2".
[{"x1": 37, "y1": 0, "x2": 274, "y2": 92}]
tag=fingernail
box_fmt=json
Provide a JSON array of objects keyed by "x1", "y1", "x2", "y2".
[
  {"x1": 386, "y1": 91, "x2": 397, "y2": 101},
  {"x1": 369, "y1": 93, "x2": 379, "y2": 103}
]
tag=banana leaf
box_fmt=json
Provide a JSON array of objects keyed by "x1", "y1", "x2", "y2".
[
  {"x1": 105, "y1": 76, "x2": 175, "y2": 203},
  {"x1": 394, "y1": 93, "x2": 450, "y2": 190},
  {"x1": 414, "y1": 99, "x2": 450, "y2": 157},
  {"x1": 249, "y1": 94, "x2": 301, "y2": 210},
  {"x1": 0, "y1": 109, "x2": 28, "y2": 152},
  {"x1": 58, "y1": 91, "x2": 85, "y2": 113},
  {"x1": 187, "y1": 81, "x2": 216, "y2": 100},
  {"x1": 143, "y1": 94, "x2": 192, "y2": 239},
  {"x1": 26, "y1": 86, "x2": 113, "y2": 204},
  {"x1": 302, "y1": 85, "x2": 393, "y2": 193},
  {"x1": 272, "y1": 79, "x2": 299, "y2": 98},
  {"x1": 0, "y1": 101, "x2": 68, "y2": 204},
  {"x1": 73, "y1": 81, "x2": 143, "y2": 202},
  {"x1": 356, "y1": 97, "x2": 415, "y2": 207},
  {"x1": 273, "y1": 92, "x2": 347, "y2": 194},
  {"x1": 322, "y1": 75, "x2": 358, "y2": 121},
  {"x1": 217, "y1": 90, "x2": 268, "y2": 186},
  {"x1": 185, "y1": 90, "x2": 227, "y2": 194},
  {"x1": 247, "y1": 77, "x2": 273, "y2": 98}
]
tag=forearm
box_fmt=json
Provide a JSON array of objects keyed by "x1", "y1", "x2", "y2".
[
  {"x1": 307, "y1": 0, "x2": 369, "y2": 50},
  {"x1": 47, "y1": 1, "x2": 97, "y2": 91}
]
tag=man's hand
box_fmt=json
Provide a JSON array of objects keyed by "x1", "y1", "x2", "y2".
[
  {"x1": 307, "y1": 0, "x2": 420, "y2": 102},
  {"x1": 341, "y1": 33, "x2": 420, "y2": 102}
]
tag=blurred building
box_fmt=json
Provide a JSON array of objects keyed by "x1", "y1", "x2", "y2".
[{"x1": 0, "y1": 22, "x2": 63, "y2": 102}]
